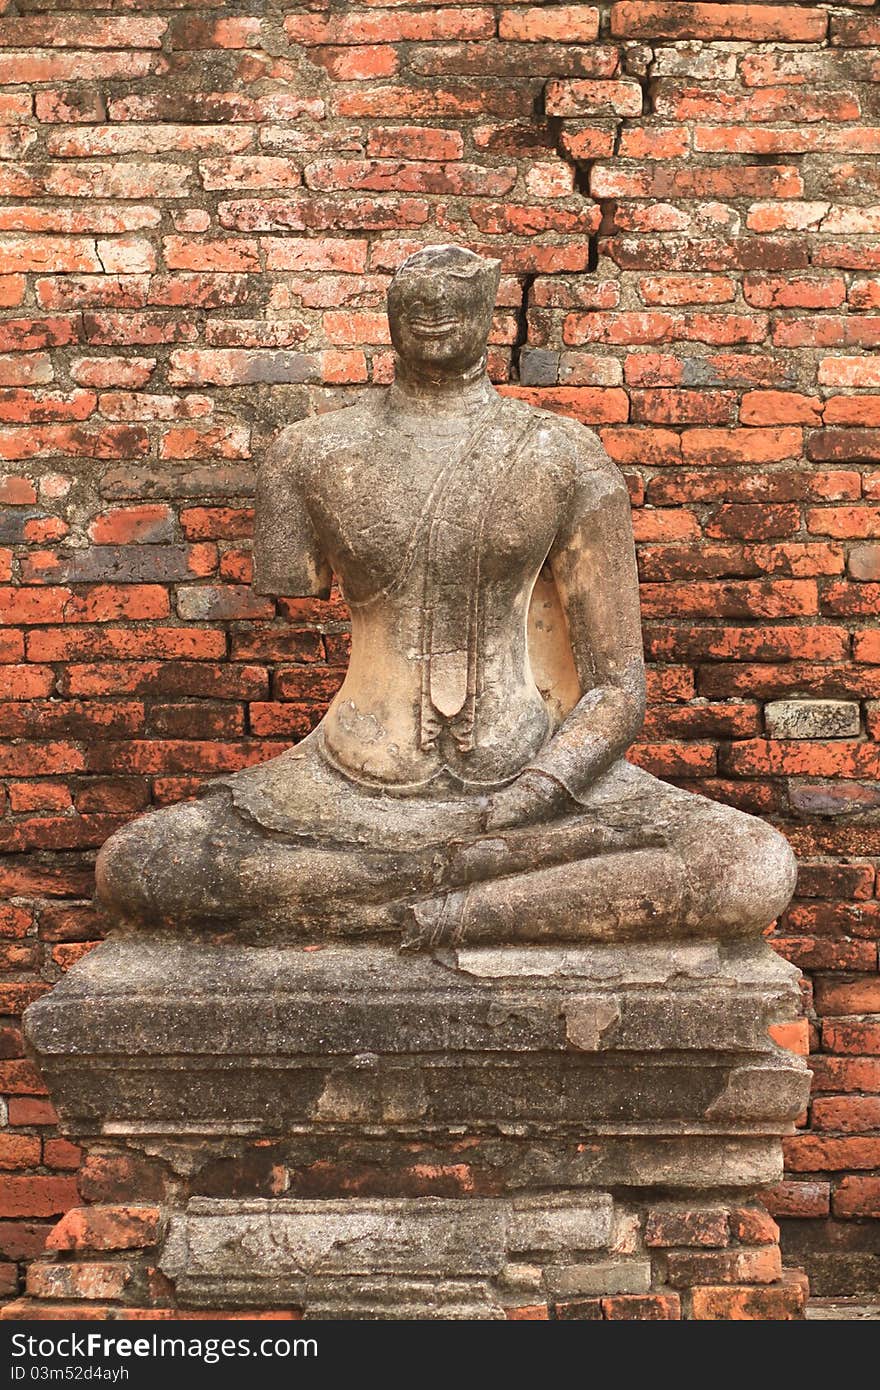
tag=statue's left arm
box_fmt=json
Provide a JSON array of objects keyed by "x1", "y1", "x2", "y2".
[{"x1": 486, "y1": 441, "x2": 645, "y2": 830}]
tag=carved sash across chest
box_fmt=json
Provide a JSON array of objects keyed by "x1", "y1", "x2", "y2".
[{"x1": 345, "y1": 400, "x2": 540, "y2": 757}]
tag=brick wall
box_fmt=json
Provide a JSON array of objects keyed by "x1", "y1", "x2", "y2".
[{"x1": 1, "y1": 0, "x2": 879, "y2": 1304}]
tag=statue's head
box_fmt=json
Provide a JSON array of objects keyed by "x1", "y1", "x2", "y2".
[{"x1": 387, "y1": 244, "x2": 501, "y2": 378}]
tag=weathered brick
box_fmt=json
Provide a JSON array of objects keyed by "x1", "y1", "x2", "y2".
[
  {"x1": 77, "y1": 1154, "x2": 167, "y2": 1205},
  {"x1": 832, "y1": 1178, "x2": 880, "y2": 1219},
  {"x1": 764, "y1": 701, "x2": 861, "y2": 741},
  {"x1": 499, "y1": 7, "x2": 599, "y2": 42},
  {"x1": 763, "y1": 1182, "x2": 830, "y2": 1219},
  {"x1": 0, "y1": 52, "x2": 160, "y2": 84},
  {"x1": 0, "y1": 1177, "x2": 79, "y2": 1219},
  {"x1": 545, "y1": 80, "x2": 643, "y2": 118},
  {"x1": 690, "y1": 1282, "x2": 806, "y2": 1320},
  {"x1": 646, "y1": 1208, "x2": 729, "y2": 1248},
  {"x1": 27, "y1": 1262, "x2": 133, "y2": 1302},
  {"x1": 611, "y1": 3, "x2": 827, "y2": 43},
  {"x1": 601, "y1": 1294, "x2": 681, "y2": 1319},
  {"x1": 48, "y1": 1206, "x2": 161, "y2": 1253}
]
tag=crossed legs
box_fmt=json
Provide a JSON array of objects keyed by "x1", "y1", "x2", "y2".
[{"x1": 96, "y1": 767, "x2": 796, "y2": 946}]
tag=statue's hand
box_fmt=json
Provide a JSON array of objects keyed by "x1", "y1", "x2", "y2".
[{"x1": 484, "y1": 770, "x2": 569, "y2": 832}]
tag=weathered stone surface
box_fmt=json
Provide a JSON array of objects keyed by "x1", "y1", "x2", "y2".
[
  {"x1": 27, "y1": 938, "x2": 804, "y2": 1060},
  {"x1": 33, "y1": 1054, "x2": 810, "y2": 1133},
  {"x1": 161, "y1": 1194, "x2": 612, "y2": 1311},
  {"x1": 545, "y1": 1260, "x2": 652, "y2": 1298},
  {"x1": 93, "y1": 244, "x2": 796, "y2": 949},
  {"x1": 26, "y1": 939, "x2": 809, "y2": 1139},
  {"x1": 295, "y1": 1279, "x2": 506, "y2": 1321},
  {"x1": 765, "y1": 699, "x2": 861, "y2": 740}
]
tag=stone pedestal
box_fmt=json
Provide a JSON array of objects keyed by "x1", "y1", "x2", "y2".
[{"x1": 4, "y1": 937, "x2": 812, "y2": 1320}]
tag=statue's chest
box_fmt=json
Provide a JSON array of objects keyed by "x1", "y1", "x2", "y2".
[{"x1": 308, "y1": 427, "x2": 567, "y2": 601}]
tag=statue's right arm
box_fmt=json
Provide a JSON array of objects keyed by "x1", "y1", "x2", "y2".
[{"x1": 252, "y1": 426, "x2": 333, "y2": 599}]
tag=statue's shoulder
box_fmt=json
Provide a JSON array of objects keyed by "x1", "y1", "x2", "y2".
[
  {"x1": 501, "y1": 393, "x2": 616, "y2": 483},
  {"x1": 266, "y1": 398, "x2": 376, "y2": 479}
]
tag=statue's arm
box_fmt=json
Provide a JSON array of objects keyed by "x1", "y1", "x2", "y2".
[
  {"x1": 253, "y1": 427, "x2": 333, "y2": 599},
  {"x1": 486, "y1": 443, "x2": 645, "y2": 830},
  {"x1": 537, "y1": 455, "x2": 646, "y2": 789}
]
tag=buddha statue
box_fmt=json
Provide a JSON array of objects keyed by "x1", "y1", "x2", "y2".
[{"x1": 96, "y1": 244, "x2": 796, "y2": 949}]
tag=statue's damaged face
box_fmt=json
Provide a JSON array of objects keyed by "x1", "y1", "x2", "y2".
[{"x1": 387, "y1": 245, "x2": 501, "y2": 376}]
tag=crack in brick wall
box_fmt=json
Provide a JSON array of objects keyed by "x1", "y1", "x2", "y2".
[{"x1": 0, "y1": 0, "x2": 879, "y2": 1308}]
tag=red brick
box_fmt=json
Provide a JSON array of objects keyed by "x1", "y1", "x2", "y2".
[
  {"x1": 814, "y1": 976, "x2": 880, "y2": 1016},
  {"x1": 812, "y1": 1097, "x2": 880, "y2": 1134},
  {"x1": 61, "y1": 661, "x2": 264, "y2": 700},
  {"x1": 705, "y1": 504, "x2": 800, "y2": 541},
  {"x1": 832, "y1": 1177, "x2": 880, "y2": 1218},
  {"x1": 284, "y1": 9, "x2": 495, "y2": 45},
  {"x1": 48, "y1": 1206, "x2": 161, "y2": 1253},
  {"x1": 500, "y1": 386, "x2": 629, "y2": 424},
  {"x1": 78, "y1": 1154, "x2": 167, "y2": 1205},
  {"x1": 179, "y1": 507, "x2": 253, "y2": 541},
  {"x1": 499, "y1": 7, "x2": 599, "y2": 42},
  {"x1": 823, "y1": 1021, "x2": 880, "y2": 1056},
  {"x1": 641, "y1": 579, "x2": 817, "y2": 620},
  {"x1": 646, "y1": 1208, "x2": 729, "y2": 1248},
  {"x1": 0, "y1": 274, "x2": 26, "y2": 307},
  {"x1": 0, "y1": 1135, "x2": 41, "y2": 1170},
  {"x1": 0, "y1": 905, "x2": 33, "y2": 940},
  {"x1": 553, "y1": 1299, "x2": 603, "y2": 1320},
  {"x1": 26, "y1": 621, "x2": 223, "y2": 662},
  {"x1": 0, "y1": 1177, "x2": 79, "y2": 1219},
  {"x1": 831, "y1": 15, "x2": 880, "y2": 46},
  {"x1": 42, "y1": 1140, "x2": 82, "y2": 1171},
  {"x1": 690, "y1": 1282, "x2": 805, "y2": 1320},
  {"x1": 762, "y1": 1182, "x2": 830, "y2": 1219},
  {"x1": 797, "y1": 865, "x2": 877, "y2": 901},
  {"x1": 88, "y1": 505, "x2": 175, "y2": 545},
  {"x1": 602, "y1": 1295, "x2": 681, "y2": 1319},
  {"x1": 631, "y1": 390, "x2": 737, "y2": 425},
  {"x1": 8, "y1": 1099, "x2": 58, "y2": 1127},
  {"x1": 667, "y1": 1246, "x2": 782, "y2": 1287},
  {"x1": 28, "y1": 1261, "x2": 133, "y2": 1302},
  {"x1": 166, "y1": 16, "x2": 260, "y2": 50},
  {"x1": 0, "y1": 16, "x2": 166, "y2": 47},
  {"x1": 544, "y1": 80, "x2": 644, "y2": 118},
  {"x1": 784, "y1": 1136, "x2": 880, "y2": 1172},
  {"x1": 0, "y1": 52, "x2": 160, "y2": 85},
  {"x1": 611, "y1": 2, "x2": 827, "y2": 42},
  {"x1": 0, "y1": 1223, "x2": 54, "y2": 1263},
  {"x1": 729, "y1": 1208, "x2": 779, "y2": 1247},
  {"x1": 367, "y1": 127, "x2": 463, "y2": 162},
  {"x1": 1, "y1": 1302, "x2": 302, "y2": 1321},
  {"x1": 310, "y1": 45, "x2": 399, "y2": 82},
  {"x1": 741, "y1": 392, "x2": 823, "y2": 426},
  {"x1": 559, "y1": 127, "x2": 616, "y2": 161},
  {"x1": 72, "y1": 358, "x2": 156, "y2": 390}
]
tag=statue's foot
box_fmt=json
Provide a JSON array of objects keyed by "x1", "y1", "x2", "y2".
[
  {"x1": 394, "y1": 804, "x2": 796, "y2": 950},
  {"x1": 396, "y1": 890, "x2": 469, "y2": 952}
]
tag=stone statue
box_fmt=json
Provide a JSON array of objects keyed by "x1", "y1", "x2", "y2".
[
  {"x1": 23, "y1": 244, "x2": 810, "y2": 1323},
  {"x1": 96, "y1": 244, "x2": 796, "y2": 949}
]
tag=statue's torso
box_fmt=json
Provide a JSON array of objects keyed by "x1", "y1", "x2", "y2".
[{"x1": 290, "y1": 391, "x2": 583, "y2": 793}]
